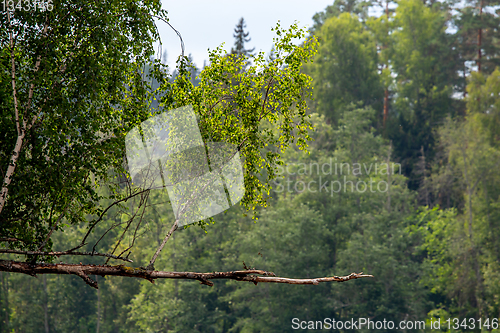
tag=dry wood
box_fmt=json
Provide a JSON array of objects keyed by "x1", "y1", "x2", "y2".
[{"x1": 0, "y1": 260, "x2": 372, "y2": 289}]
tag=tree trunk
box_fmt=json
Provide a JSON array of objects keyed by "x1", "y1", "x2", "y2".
[
  {"x1": 0, "y1": 134, "x2": 25, "y2": 215},
  {"x1": 383, "y1": 89, "x2": 389, "y2": 128},
  {"x1": 383, "y1": 0, "x2": 390, "y2": 128},
  {"x1": 387, "y1": 142, "x2": 392, "y2": 212},
  {"x1": 477, "y1": 0, "x2": 483, "y2": 72},
  {"x1": 1, "y1": 272, "x2": 8, "y2": 332},
  {"x1": 96, "y1": 276, "x2": 100, "y2": 333},
  {"x1": 462, "y1": 146, "x2": 484, "y2": 316},
  {"x1": 43, "y1": 275, "x2": 49, "y2": 333}
]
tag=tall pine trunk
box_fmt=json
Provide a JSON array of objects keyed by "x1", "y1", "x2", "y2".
[
  {"x1": 383, "y1": 1, "x2": 390, "y2": 128},
  {"x1": 477, "y1": 0, "x2": 483, "y2": 72}
]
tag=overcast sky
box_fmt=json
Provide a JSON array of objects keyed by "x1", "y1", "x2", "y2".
[{"x1": 156, "y1": 0, "x2": 336, "y2": 69}]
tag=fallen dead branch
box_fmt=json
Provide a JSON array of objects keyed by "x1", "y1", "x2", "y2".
[{"x1": 0, "y1": 260, "x2": 373, "y2": 289}]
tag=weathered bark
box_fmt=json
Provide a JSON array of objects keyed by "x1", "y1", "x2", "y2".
[
  {"x1": 1, "y1": 14, "x2": 48, "y2": 215},
  {"x1": 0, "y1": 260, "x2": 372, "y2": 289}
]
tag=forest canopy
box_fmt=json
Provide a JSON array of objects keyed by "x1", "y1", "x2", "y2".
[{"x1": 0, "y1": 0, "x2": 371, "y2": 292}]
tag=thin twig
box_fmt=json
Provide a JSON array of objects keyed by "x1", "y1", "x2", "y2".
[
  {"x1": 152, "y1": 15, "x2": 184, "y2": 58},
  {"x1": 79, "y1": 188, "x2": 151, "y2": 248},
  {"x1": 38, "y1": 204, "x2": 71, "y2": 252},
  {"x1": 146, "y1": 218, "x2": 178, "y2": 270},
  {"x1": 114, "y1": 194, "x2": 151, "y2": 262},
  {"x1": 0, "y1": 237, "x2": 26, "y2": 243},
  {"x1": 0, "y1": 250, "x2": 133, "y2": 262},
  {"x1": 104, "y1": 190, "x2": 150, "y2": 264}
]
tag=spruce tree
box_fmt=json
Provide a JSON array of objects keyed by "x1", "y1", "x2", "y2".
[{"x1": 231, "y1": 18, "x2": 255, "y2": 57}]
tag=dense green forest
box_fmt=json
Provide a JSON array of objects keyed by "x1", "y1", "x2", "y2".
[{"x1": 1, "y1": 0, "x2": 500, "y2": 332}]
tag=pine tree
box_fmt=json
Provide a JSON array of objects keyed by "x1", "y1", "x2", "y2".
[{"x1": 452, "y1": 0, "x2": 500, "y2": 89}]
